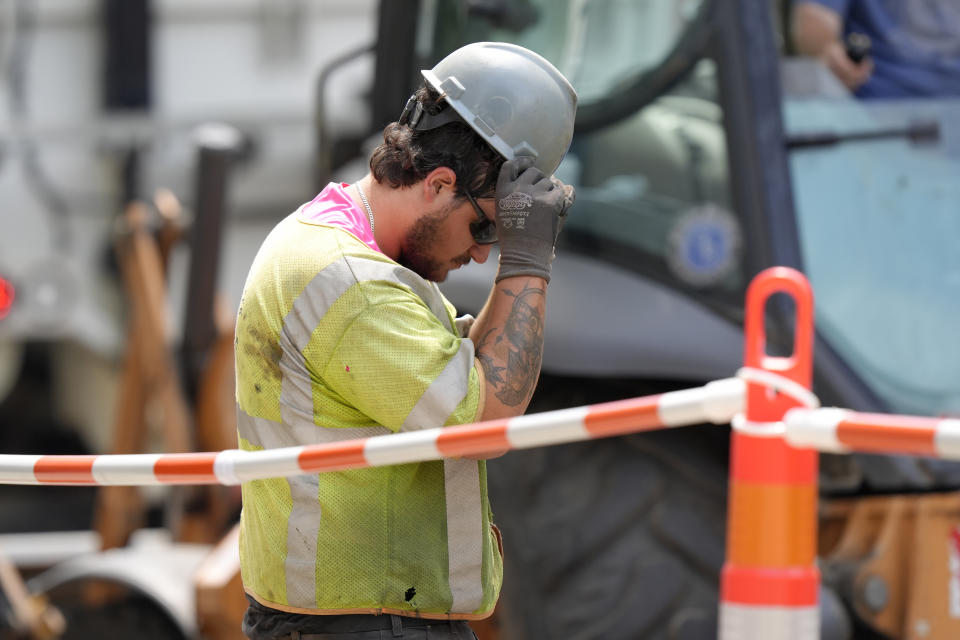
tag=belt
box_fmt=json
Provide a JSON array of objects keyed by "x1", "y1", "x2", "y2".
[{"x1": 287, "y1": 614, "x2": 456, "y2": 638}]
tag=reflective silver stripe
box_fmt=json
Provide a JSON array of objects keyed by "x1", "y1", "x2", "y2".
[
  {"x1": 283, "y1": 257, "x2": 453, "y2": 349},
  {"x1": 401, "y1": 339, "x2": 475, "y2": 431},
  {"x1": 424, "y1": 281, "x2": 454, "y2": 334},
  {"x1": 279, "y1": 348, "x2": 317, "y2": 437},
  {"x1": 237, "y1": 407, "x2": 390, "y2": 450},
  {"x1": 444, "y1": 459, "x2": 484, "y2": 613},
  {"x1": 285, "y1": 473, "x2": 321, "y2": 608},
  {"x1": 235, "y1": 408, "x2": 322, "y2": 608},
  {"x1": 275, "y1": 296, "x2": 340, "y2": 611},
  {"x1": 277, "y1": 259, "x2": 353, "y2": 443},
  {"x1": 720, "y1": 603, "x2": 819, "y2": 640}
]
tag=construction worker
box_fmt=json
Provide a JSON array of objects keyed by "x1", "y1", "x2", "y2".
[{"x1": 235, "y1": 42, "x2": 577, "y2": 639}]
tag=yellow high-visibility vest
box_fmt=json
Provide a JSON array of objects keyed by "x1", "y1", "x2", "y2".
[{"x1": 235, "y1": 209, "x2": 502, "y2": 619}]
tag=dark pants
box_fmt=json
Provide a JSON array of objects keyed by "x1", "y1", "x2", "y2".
[
  {"x1": 283, "y1": 615, "x2": 478, "y2": 639},
  {"x1": 242, "y1": 595, "x2": 478, "y2": 640}
]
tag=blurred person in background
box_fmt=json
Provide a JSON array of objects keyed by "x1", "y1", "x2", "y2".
[{"x1": 790, "y1": 0, "x2": 960, "y2": 98}]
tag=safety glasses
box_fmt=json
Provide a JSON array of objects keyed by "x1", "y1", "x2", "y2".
[{"x1": 463, "y1": 190, "x2": 498, "y2": 245}]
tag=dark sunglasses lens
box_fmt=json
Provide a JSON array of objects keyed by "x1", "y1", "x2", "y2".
[{"x1": 470, "y1": 218, "x2": 497, "y2": 244}]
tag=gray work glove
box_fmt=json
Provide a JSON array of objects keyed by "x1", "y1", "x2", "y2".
[{"x1": 494, "y1": 157, "x2": 576, "y2": 283}]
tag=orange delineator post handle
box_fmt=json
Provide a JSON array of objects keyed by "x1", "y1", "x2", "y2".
[{"x1": 720, "y1": 267, "x2": 820, "y2": 639}]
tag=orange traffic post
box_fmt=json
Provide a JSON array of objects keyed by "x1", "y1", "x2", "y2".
[{"x1": 720, "y1": 267, "x2": 820, "y2": 639}]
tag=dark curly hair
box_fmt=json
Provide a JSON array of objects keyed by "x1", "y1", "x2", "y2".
[{"x1": 369, "y1": 85, "x2": 505, "y2": 199}]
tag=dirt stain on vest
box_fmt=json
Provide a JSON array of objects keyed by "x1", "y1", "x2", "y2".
[{"x1": 241, "y1": 325, "x2": 283, "y2": 385}]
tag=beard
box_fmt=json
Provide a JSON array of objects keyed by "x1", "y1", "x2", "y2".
[{"x1": 397, "y1": 203, "x2": 470, "y2": 282}]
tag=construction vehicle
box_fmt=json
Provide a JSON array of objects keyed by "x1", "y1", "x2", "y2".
[
  {"x1": 312, "y1": 1, "x2": 960, "y2": 639},
  {"x1": 0, "y1": 125, "x2": 247, "y2": 640},
  {"x1": 0, "y1": 2, "x2": 368, "y2": 637},
  {"x1": 1, "y1": 0, "x2": 959, "y2": 638}
]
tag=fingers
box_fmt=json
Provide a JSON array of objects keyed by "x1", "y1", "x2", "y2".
[
  {"x1": 550, "y1": 178, "x2": 574, "y2": 200},
  {"x1": 500, "y1": 156, "x2": 536, "y2": 182},
  {"x1": 516, "y1": 165, "x2": 547, "y2": 188},
  {"x1": 500, "y1": 156, "x2": 551, "y2": 187},
  {"x1": 824, "y1": 42, "x2": 873, "y2": 89},
  {"x1": 497, "y1": 156, "x2": 572, "y2": 206},
  {"x1": 858, "y1": 58, "x2": 875, "y2": 84},
  {"x1": 512, "y1": 155, "x2": 536, "y2": 172},
  {"x1": 560, "y1": 184, "x2": 576, "y2": 214}
]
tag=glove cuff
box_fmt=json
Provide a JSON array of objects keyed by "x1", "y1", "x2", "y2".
[{"x1": 495, "y1": 259, "x2": 551, "y2": 284}]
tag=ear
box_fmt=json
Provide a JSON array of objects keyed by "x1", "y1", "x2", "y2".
[{"x1": 422, "y1": 167, "x2": 458, "y2": 203}]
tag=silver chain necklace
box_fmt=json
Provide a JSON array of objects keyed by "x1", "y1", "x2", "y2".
[{"x1": 355, "y1": 182, "x2": 375, "y2": 235}]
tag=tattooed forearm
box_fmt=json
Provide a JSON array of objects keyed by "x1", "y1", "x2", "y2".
[
  {"x1": 494, "y1": 284, "x2": 545, "y2": 406},
  {"x1": 476, "y1": 328, "x2": 506, "y2": 386}
]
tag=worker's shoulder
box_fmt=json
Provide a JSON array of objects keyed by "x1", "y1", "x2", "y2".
[
  {"x1": 262, "y1": 210, "x2": 365, "y2": 250},
  {"x1": 254, "y1": 213, "x2": 443, "y2": 305},
  {"x1": 252, "y1": 212, "x2": 378, "y2": 269}
]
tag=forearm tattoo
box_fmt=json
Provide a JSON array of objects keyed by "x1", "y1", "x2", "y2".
[{"x1": 477, "y1": 283, "x2": 545, "y2": 407}]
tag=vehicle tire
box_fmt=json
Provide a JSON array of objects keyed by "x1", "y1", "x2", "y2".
[
  {"x1": 488, "y1": 374, "x2": 730, "y2": 640},
  {"x1": 44, "y1": 581, "x2": 188, "y2": 640}
]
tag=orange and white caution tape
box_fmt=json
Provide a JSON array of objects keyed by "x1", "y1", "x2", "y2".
[
  {"x1": 0, "y1": 378, "x2": 744, "y2": 486},
  {"x1": 785, "y1": 408, "x2": 960, "y2": 458}
]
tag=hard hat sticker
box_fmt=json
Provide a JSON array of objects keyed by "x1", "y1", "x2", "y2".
[{"x1": 667, "y1": 203, "x2": 742, "y2": 287}]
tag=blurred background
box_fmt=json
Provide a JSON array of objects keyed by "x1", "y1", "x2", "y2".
[{"x1": 0, "y1": 0, "x2": 959, "y2": 639}]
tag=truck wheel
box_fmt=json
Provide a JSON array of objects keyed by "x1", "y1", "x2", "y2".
[
  {"x1": 44, "y1": 582, "x2": 188, "y2": 640},
  {"x1": 487, "y1": 375, "x2": 729, "y2": 640}
]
